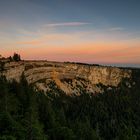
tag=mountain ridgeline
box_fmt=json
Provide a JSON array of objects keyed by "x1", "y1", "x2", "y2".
[{"x1": 0, "y1": 59, "x2": 140, "y2": 140}]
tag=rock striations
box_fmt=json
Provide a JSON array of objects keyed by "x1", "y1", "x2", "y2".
[{"x1": 0, "y1": 61, "x2": 131, "y2": 95}]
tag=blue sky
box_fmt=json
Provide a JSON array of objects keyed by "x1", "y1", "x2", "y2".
[
  {"x1": 0, "y1": 0, "x2": 140, "y2": 65},
  {"x1": 1, "y1": 0, "x2": 140, "y2": 31}
]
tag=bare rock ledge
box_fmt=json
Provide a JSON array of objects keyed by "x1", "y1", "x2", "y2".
[{"x1": 0, "y1": 61, "x2": 131, "y2": 95}]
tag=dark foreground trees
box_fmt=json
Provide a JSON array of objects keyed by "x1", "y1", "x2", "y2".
[{"x1": 0, "y1": 69, "x2": 140, "y2": 140}]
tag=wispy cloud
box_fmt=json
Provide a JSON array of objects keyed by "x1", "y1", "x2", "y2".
[
  {"x1": 109, "y1": 27, "x2": 124, "y2": 31},
  {"x1": 45, "y1": 22, "x2": 90, "y2": 27}
]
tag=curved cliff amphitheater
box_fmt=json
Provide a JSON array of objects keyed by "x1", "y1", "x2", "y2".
[{"x1": 0, "y1": 61, "x2": 131, "y2": 95}]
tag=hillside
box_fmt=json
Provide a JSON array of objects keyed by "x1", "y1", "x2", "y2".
[
  {"x1": 0, "y1": 0, "x2": 139, "y2": 139},
  {"x1": 0, "y1": 60, "x2": 132, "y2": 96},
  {"x1": 0, "y1": 59, "x2": 140, "y2": 139}
]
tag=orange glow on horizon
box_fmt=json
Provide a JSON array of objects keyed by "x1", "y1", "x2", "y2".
[
  {"x1": 1, "y1": 30, "x2": 140, "y2": 64},
  {"x1": 1, "y1": 41, "x2": 140, "y2": 64}
]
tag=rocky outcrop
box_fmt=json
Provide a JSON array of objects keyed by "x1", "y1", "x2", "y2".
[{"x1": 0, "y1": 61, "x2": 131, "y2": 95}]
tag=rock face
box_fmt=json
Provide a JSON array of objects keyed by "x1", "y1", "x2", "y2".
[{"x1": 0, "y1": 61, "x2": 131, "y2": 95}]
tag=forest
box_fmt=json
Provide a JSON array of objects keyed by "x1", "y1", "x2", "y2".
[{"x1": 0, "y1": 69, "x2": 140, "y2": 140}]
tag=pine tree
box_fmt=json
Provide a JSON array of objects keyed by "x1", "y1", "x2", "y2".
[{"x1": 12, "y1": 53, "x2": 21, "y2": 61}]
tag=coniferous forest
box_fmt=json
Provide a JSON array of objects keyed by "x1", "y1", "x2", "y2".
[{"x1": 0, "y1": 69, "x2": 140, "y2": 140}]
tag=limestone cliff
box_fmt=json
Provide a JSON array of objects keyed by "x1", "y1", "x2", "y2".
[{"x1": 0, "y1": 61, "x2": 131, "y2": 95}]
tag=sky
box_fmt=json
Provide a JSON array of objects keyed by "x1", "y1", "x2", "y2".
[{"x1": 0, "y1": 0, "x2": 140, "y2": 66}]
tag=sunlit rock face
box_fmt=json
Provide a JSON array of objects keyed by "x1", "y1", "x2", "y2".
[{"x1": 0, "y1": 61, "x2": 131, "y2": 95}]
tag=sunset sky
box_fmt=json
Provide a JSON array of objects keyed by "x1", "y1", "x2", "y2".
[{"x1": 0, "y1": 0, "x2": 140, "y2": 66}]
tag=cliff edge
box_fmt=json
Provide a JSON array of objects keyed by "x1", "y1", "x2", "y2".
[{"x1": 0, "y1": 61, "x2": 132, "y2": 95}]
